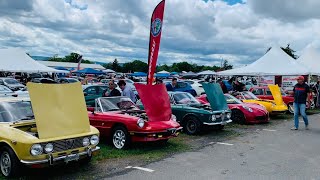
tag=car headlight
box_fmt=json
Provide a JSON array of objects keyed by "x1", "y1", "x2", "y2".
[
  {"x1": 31, "y1": 144, "x2": 43, "y2": 156},
  {"x1": 242, "y1": 105, "x2": 253, "y2": 112},
  {"x1": 212, "y1": 115, "x2": 216, "y2": 121},
  {"x1": 171, "y1": 114, "x2": 177, "y2": 122},
  {"x1": 137, "y1": 118, "x2": 145, "y2": 128},
  {"x1": 83, "y1": 137, "x2": 90, "y2": 147},
  {"x1": 226, "y1": 112, "x2": 231, "y2": 119},
  {"x1": 44, "y1": 143, "x2": 54, "y2": 153},
  {"x1": 90, "y1": 135, "x2": 99, "y2": 145}
]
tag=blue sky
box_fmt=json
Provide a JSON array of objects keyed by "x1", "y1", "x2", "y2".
[{"x1": 0, "y1": 0, "x2": 319, "y2": 67}]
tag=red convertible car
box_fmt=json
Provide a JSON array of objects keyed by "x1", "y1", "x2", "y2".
[
  {"x1": 197, "y1": 94, "x2": 269, "y2": 124},
  {"x1": 87, "y1": 96, "x2": 181, "y2": 149}
]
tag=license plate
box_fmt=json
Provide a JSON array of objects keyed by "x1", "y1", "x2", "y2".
[{"x1": 64, "y1": 154, "x2": 79, "y2": 163}]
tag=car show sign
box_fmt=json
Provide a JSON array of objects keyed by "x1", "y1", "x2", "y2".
[
  {"x1": 147, "y1": 0, "x2": 165, "y2": 84},
  {"x1": 259, "y1": 76, "x2": 275, "y2": 86},
  {"x1": 282, "y1": 76, "x2": 297, "y2": 90}
]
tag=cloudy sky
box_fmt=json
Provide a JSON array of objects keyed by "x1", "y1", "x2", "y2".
[{"x1": 0, "y1": 0, "x2": 320, "y2": 67}]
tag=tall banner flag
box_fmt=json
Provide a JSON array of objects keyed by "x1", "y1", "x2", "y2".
[
  {"x1": 147, "y1": 0, "x2": 165, "y2": 85},
  {"x1": 77, "y1": 54, "x2": 83, "y2": 70}
]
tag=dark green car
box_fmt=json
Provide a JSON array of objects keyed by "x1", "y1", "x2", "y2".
[
  {"x1": 138, "y1": 83, "x2": 232, "y2": 135},
  {"x1": 82, "y1": 85, "x2": 108, "y2": 107}
]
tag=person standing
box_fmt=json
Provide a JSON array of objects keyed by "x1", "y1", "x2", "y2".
[
  {"x1": 155, "y1": 78, "x2": 163, "y2": 85},
  {"x1": 217, "y1": 79, "x2": 228, "y2": 94},
  {"x1": 166, "y1": 78, "x2": 177, "y2": 91},
  {"x1": 118, "y1": 80, "x2": 136, "y2": 103},
  {"x1": 291, "y1": 76, "x2": 310, "y2": 130},
  {"x1": 103, "y1": 80, "x2": 121, "y2": 97}
]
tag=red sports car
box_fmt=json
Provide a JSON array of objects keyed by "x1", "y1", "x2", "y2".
[
  {"x1": 88, "y1": 95, "x2": 181, "y2": 149},
  {"x1": 197, "y1": 94, "x2": 269, "y2": 124}
]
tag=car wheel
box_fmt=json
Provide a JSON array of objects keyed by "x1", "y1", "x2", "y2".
[
  {"x1": 0, "y1": 146, "x2": 20, "y2": 178},
  {"x1": 183, "y1": 116, "x2": 201, "y2": 135},
  {"x1": 288, "y1": 103, "x2": 294, "y2": 114},
  {"x1": 112, "y1": 126, "x2": 130, "y2": 150},
  {"x1": 231, "y1": 109, "x2": 246, "y2": 124}
]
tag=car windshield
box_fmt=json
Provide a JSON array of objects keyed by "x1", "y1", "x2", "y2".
[
  {"x1": 225, "y1": 94, "x2": 242, "y2": 104},
  {"x1": 0, "y1": 101, "x2": 34, "y2": 122},
  {"x1": 173, "y1": 93, "x2": 199, "y2": 104},
  {"x1": 4, "y1": 79, "x2": 19, "y2": 84},
  {"x1": 98, "y1": 97, "x2": 138, "y2": 112},
  {"x1": 242, "y1": 91, "x2": 258, "y2": 100}
]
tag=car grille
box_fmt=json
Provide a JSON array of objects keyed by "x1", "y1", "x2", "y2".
[
  {"x1": 255, "y1": 115, "x2": 266, "y2": 121},
  {"x1": 41, "y1": 137, "x2": 86, "y2": 153}
]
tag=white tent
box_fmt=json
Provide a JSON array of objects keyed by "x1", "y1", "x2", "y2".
[
  {"x1": 197, "y1": 70, "x2": 216, "y2": 75},
  {"x1": 103, "y1": 69, "x2": 115, "y2": 73},
  {"x1": 157, "y1": 70, "x2": 170, "y2": 74},
  {"x1": 297, "y1": 46, "x2": 320, "y2": 75},
  {"x1": 0, "y1": 48, "x2": 65, "y2": 73},
  {"x1": 218, "y1": 47, "x2": 313, "y2": 76}
]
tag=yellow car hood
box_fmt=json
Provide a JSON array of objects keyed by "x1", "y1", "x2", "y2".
[
  {"x1": 268, "y1": 84, "x2": 285, "y2": 106},
  {"x1": 27, "y1": 82, "x2": 90, "y2": 139}
]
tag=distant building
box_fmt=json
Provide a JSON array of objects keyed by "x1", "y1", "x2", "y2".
[{"x1": 38, "y1": 61, "x2": 105, "y2": 70}]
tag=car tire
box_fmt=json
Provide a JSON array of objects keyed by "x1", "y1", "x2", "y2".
[
  {"x1": 0, "y1": 146, "x2": 20, "y2": 178},
  {"x1": 287, "y1": 103, "x2": 294, "y2": 114},
  {"x1": 111, "y1": 126, "x2": 131, "y2": 150},
  {"x1": 231, "y1": 109, "x2": 246, "y2": 124},
  {"x1": 183, "y1": 116, "x2": 201, "y2": 135}
]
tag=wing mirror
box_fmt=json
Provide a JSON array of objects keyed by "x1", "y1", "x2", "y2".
[{"x1": 87, "y1": 107, "x2": 95, "y2": 114}]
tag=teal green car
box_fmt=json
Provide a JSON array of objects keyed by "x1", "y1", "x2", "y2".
[
  {"x1": 82, "y1": 85, "x2": 108, "y2": 107},
  {"x1": 138, "y1": 83, "x2": 232, "y2": 135}
]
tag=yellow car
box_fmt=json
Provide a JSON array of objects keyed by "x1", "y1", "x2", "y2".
[
  {"x1": 233, "y1": 85, "x2": 287, "y2": 114},
  {"x1": 0, "y1": 83, "x2": 100, "y2": 177}
]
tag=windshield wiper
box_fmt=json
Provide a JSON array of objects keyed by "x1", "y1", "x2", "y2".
[{"x1": 107, "y1": 108, "x2": 120, "y2": 112}]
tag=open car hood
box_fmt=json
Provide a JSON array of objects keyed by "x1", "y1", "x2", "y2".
[
  {"x1": 268, "y1": 84, "x2": 285, "y2": 105},
  {"x1": 202, "y1": 83, "x2": 229, "y2": 111},
  {"x1": 135, "y1": 83, "x2": 171, "y2": 122},
  {"x1": 27, "y1": 82, "x2": 90, "y2": 139}
]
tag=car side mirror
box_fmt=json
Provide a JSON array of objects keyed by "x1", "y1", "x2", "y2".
[
  {"x1": 87, "y1": 107, "x2": 95, "y2": 113},
  {"x1": 84, "y1": 92, "x2": 88, "y2": 96}
]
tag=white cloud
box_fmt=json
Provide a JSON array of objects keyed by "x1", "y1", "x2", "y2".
[{"x1": 0, "y1": 0, "x2": 319, "y2": 68}]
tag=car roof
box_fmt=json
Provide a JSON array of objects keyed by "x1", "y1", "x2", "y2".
[
  {"x1": 0, "y1": 96, "x2": 30, "y2": 102},
  {"x1": 167, "y1": 91, "x2": 188, "y2": 95}
]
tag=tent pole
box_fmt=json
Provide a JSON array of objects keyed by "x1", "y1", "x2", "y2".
[{"x1": 308, "y1": 74, "x2": 311, "y2": 84}]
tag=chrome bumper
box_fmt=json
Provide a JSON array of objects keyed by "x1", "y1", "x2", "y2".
[
  {"x1": 203, "y1": 119, "x2": 232, "y2": 125},
  {"x1": 20, "y1": 146, "x2": 100, "y2": 165}
]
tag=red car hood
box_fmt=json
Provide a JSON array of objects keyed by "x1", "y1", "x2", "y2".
[{"x1": 135, "y1": 83, "x2": 172, "y2": 122}]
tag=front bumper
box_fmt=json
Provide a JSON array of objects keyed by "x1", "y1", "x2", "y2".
[
  {"x1": 203, "y1": 119, "x2": 232, "y2": 125},
  {"x1": 130, "y1": 127, "x2": 183, "y2": 142},
  {"x1": 20, "y1": 146, "x2": 100, "y2": 166}
]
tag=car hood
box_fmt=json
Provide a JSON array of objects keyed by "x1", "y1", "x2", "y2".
[
  {"x1": 28, "y1": 82, "x2": 90, "y2": 139},
  {"x1": 135, "y1": 83, "x2": 172, "y2": 122},
  {"x1": 202, "y1": 83, "x2": 229, "y2": 111},
  {"x1": 268, "y1": 84, "x2": 285, "y2": 106}
]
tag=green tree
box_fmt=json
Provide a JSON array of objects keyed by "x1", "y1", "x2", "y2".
[
  {"x1": 222, "y1": 60, "x2": 233, "y2": 70},
  {"x1": 112, "y1": 59, "x2": 122, "y2": 72},
  {"x1": 281, "y1": 44, "x2": 298, "y2": 59},
  {"x1": 122, "y1": 60, "x2": 148, "y2": 73},
  {"x1": 48, "y1": 52, "x2": 93, "y2": 64},
  {"x1": 103, "y1": 62, "x2": 113, "y2": 69}
]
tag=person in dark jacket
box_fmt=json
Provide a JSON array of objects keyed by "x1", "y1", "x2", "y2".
[
  {"x1": 103, "y1": 80, "x2": 121, "y2": 97},
  {"x1": 233, "y1": 80, "x2": 245, "y2": 92},
  {"x1": 166, "y1": 78, "x2": 177, "y2": 91},
  {"x1": 291, "y1": 76, "x2": 310, "y2": 130},
  {"x1": 217, "y1": 79, "x2": 228, "y2": 93}
]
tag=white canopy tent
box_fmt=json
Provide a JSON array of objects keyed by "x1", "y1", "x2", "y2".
[
  {"x1": 197, "y1": 70, "x2": 216, "y2": 75},
  {"x1": 157, "y1": 70, "x2": 170, "y2": 74},
  {"x1": 103, "y1": 69, "x2": 115, "y2": 73},
  {"x1": 297, "y1": 46, "x2": 320, "y2": 75},
  {"x1": 218, "y1": 47, "x2": 314, "y2": 76},
  {"x1": 0, "y1": 48, "x2": 66, "y2": 73}
]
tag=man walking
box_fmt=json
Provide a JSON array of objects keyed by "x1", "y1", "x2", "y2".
[
  {"x1": 291, "y1": 76, "x2": 310, "y2": 130},
  {"x1": 166, "y1": 78, "x2": 177, "y2": 91}
]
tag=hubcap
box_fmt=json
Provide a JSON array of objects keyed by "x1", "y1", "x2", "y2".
[
  {"x1": 186, "y1": 120, "x2": 197, "y2": 133},
  {"x1": 0, "y1": 152, "x2": 11, "y2": 177},
  {"x1": 288, "y1": 104, "x2": 294, "y2": 113},
  {"x1": 113, "y1": 130, "x2": 126, "y2": 149}
]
